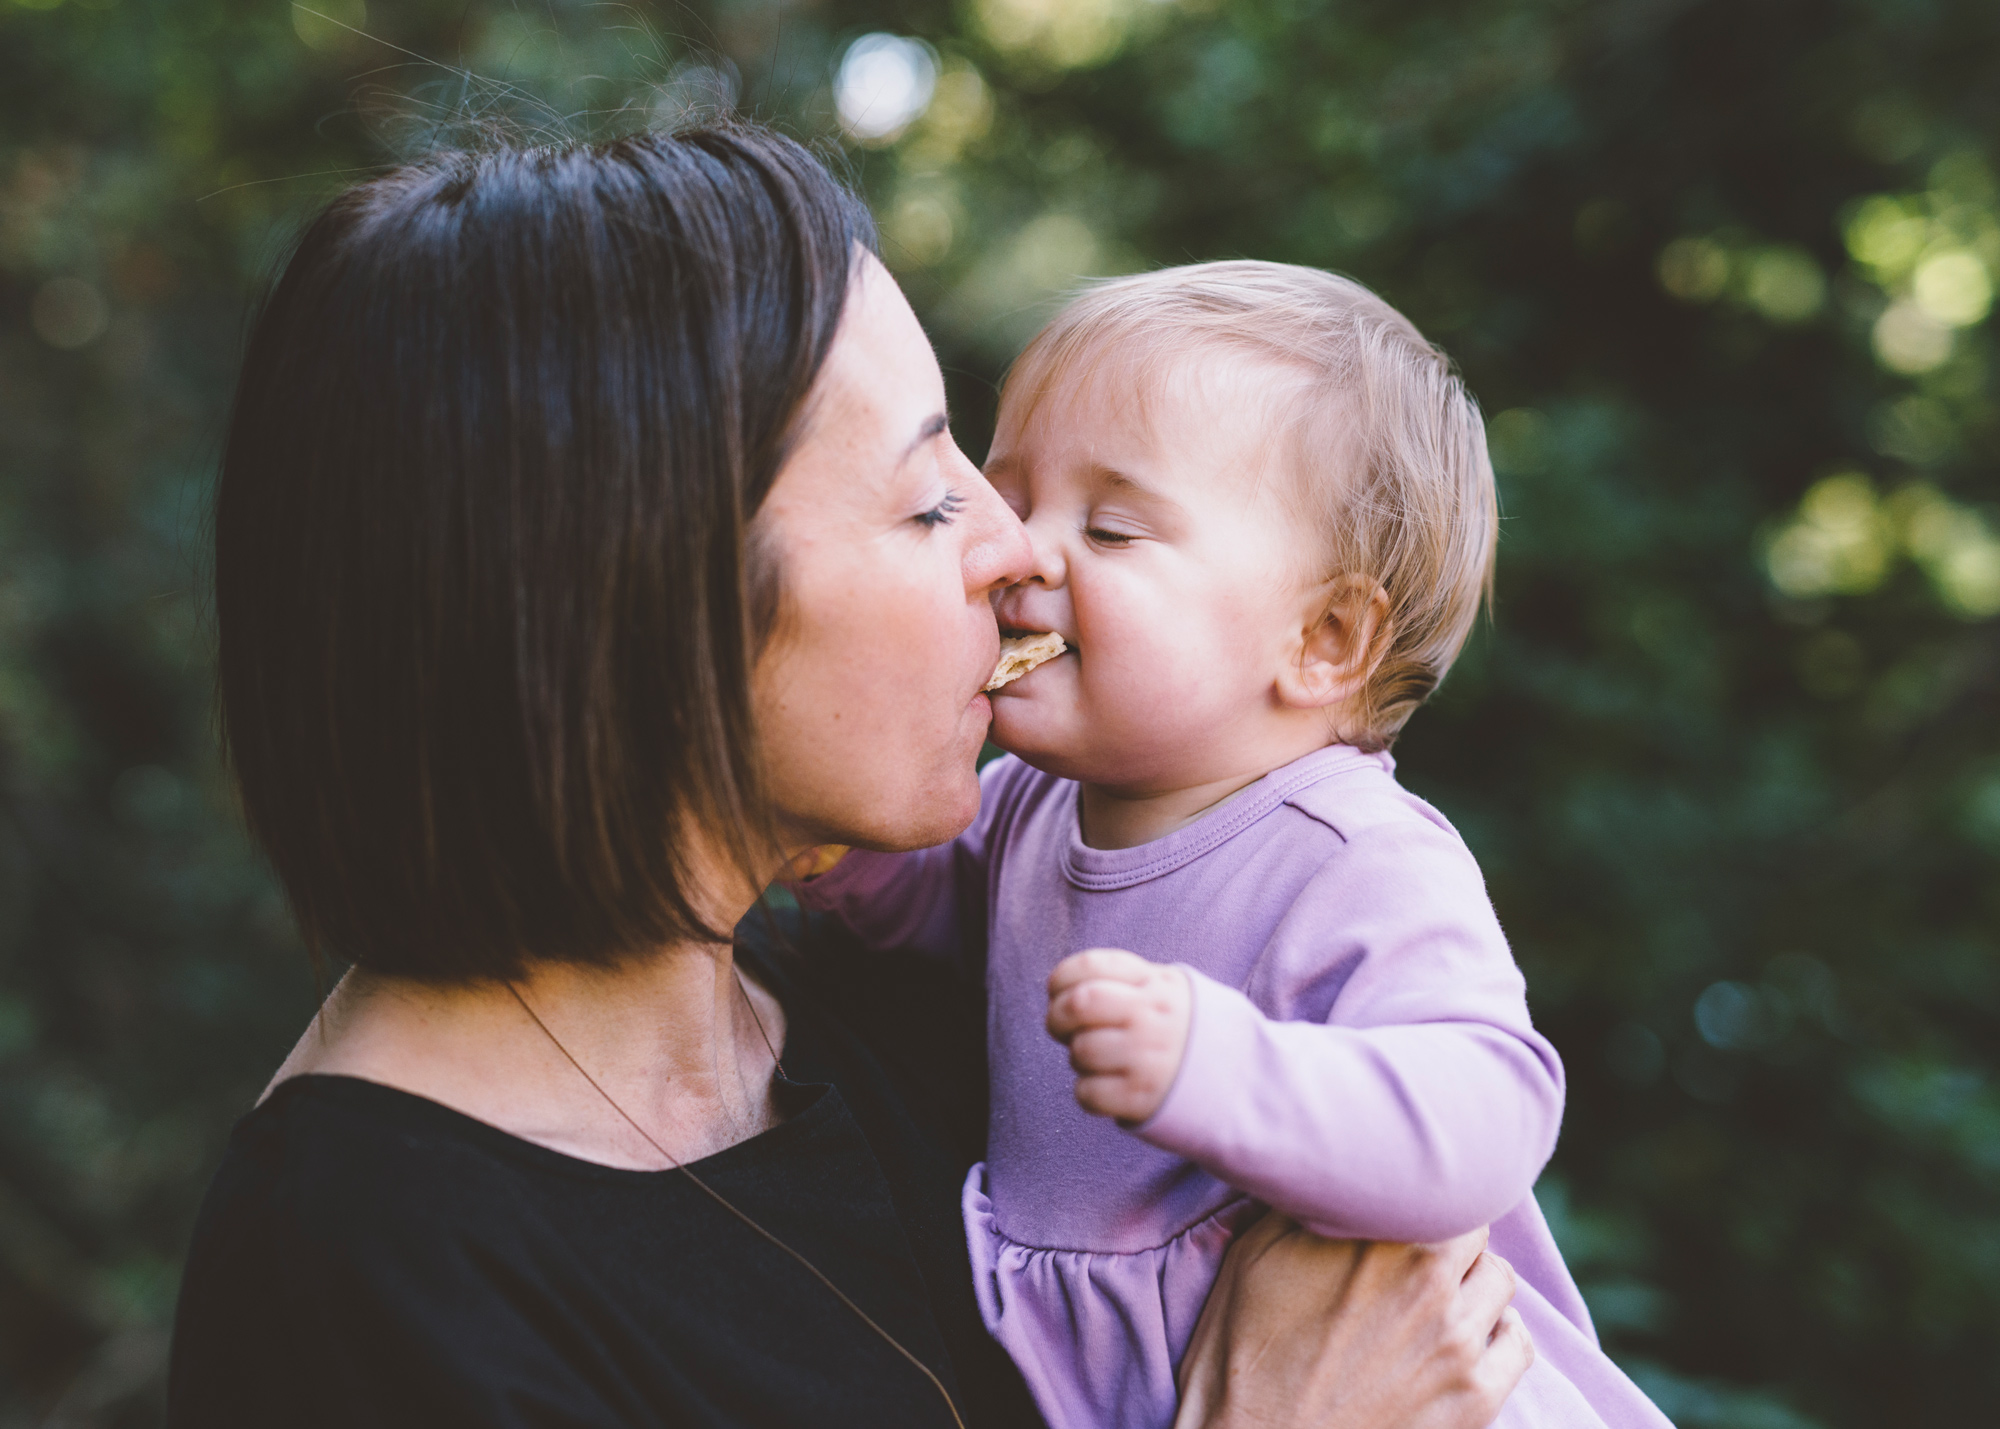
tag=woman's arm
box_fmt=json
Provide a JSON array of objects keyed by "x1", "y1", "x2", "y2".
[{"x1": 1175, "y1": 1215, "x2": 1533, "y2": 1429}]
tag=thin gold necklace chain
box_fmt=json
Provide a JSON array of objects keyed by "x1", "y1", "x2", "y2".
[{"x1": 505, "y1": 976, "x2": 967, "y2": 1429}]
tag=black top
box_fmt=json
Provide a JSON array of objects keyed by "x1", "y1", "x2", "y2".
[{"x1": 166, "y1": 918, "x2": 1042, "y2": 1428}]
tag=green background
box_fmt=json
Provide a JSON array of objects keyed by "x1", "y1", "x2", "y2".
[{"x1": 2, "y1": 0, "x2": 1997, "y2": 1423}]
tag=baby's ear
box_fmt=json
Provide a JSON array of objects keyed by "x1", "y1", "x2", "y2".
[{"x1": 1277, "y1": 574, "x2": 1391, "y2": 711}]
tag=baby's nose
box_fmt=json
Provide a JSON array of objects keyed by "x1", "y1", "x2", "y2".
[{"x1": 1016, "y1": 522, "x2": 1069, "y2": 590}]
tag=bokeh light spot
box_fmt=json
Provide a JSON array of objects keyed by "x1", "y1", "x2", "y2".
[
  {"x1": 1911, "y1": 249, "x2": 1992, "y2": 326},
  {"x1": 1868, "y1": 394, "x2": 1959, "y2": 466},
  {"x1": 291, "y1": 0, "x2": 366, "y2": 53},
  {"x1": 1844, "y1": 195, "x2": 1929, "y2": 276},
  {"x1": 1765, "y1": 473, "x2": 1892, "y2": 598},
  {"x1": 1871, "y1": 299, "x2": 1953, "y2": 373},
  {"x1": 905, "y1": 63, "x2": 994, "y2": 163},
  {"x1": 840, "y1": 33, "x2": 940, "y2": 143},
  {"x1": 976, "y1": 0, "x2": 1142, "y2": 71},
  {"x1": 1766, "y1": 475, "x2": 2000, "y2": 618},
  {"x1": 835, "y1": 34, "x2": 937, "y2": 144},
  {"x1": 1695, "y1": 980, "x2": 1789, "y2": 1051},
  {"x1": 1657, "y1": 236, "x2": 1729, "y2": 302},
  {"x1": 886, "y1": 195, "x2": 956, "y2": 267},
  {"x1": 1897, "y1": 485, "x2": 2000, "y2": 618},
  {"x1": 1486, "y1": 408, "x2": 1549, "y2": 474},
  {"x1": 1741, "y1": 247, "x2": 1826, "y2": 323},
  {"x1": 31, "y1": 277, "x2": 108, "y2": 349},
  {"x1": 1962, "y1": 769, "x2": 2000, "y2": 853}
]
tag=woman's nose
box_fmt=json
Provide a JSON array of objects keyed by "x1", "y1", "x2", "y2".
[{"x1": 954, "y1": 451, "x2": 1034, "y2": 596}]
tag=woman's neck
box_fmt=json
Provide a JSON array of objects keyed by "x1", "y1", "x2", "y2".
[{"x1": 264, "y1": 936, "x2": 788, "y2": 1171}]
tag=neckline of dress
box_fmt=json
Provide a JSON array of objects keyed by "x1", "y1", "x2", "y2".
[{"x1": 1060, "y1": 744, "x2": 1385, "y2": 891}]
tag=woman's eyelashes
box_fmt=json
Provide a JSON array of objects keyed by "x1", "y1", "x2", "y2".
[{"x1": 914, "y1": 490, "x2": 966, "y2": 528}]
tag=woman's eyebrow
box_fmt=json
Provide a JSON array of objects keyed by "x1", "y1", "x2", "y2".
[{"x1": 900, "y1": 412, "x2": 949, "y2": 464}]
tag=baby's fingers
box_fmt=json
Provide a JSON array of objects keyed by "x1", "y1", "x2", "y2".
[
  {"x1": 1047, "y1": 978, "x2": 1144, "y2": 1040},
  {"x1": 1074, "y1": 1072, "x2": 1163, "y2": 1124},
  {"x1": 1048, "y1": 948, "x2": 1155, "y2": 998},
  {"x1": 1066, "y1": 1026, "x2": 1137, "y2": 1076}
]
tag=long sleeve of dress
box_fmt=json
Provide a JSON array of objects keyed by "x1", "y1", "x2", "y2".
[
  {"x1": 1134, "y1": 815, "x2": 1567, "y2": 1244},
  {"x1": 792, "y1": 757, "x2": 1027, "y2": 974}
]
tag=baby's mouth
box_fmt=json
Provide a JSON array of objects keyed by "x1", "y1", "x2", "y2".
[{"x1": 999, "y1": 625, "x2": 1072, "y2": 652}]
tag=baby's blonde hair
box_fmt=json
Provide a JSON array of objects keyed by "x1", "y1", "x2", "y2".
[{"x1": 1001, "y1": 259, "x2": 1497, "y2": 752}]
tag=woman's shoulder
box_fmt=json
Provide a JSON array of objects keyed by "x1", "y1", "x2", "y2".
[
  {"x1": 170, "y1": 1075, "x2": 687, "y2": 1427},
  {"x1": 182, "y1": 1076, "x2": 544, "y2": 1292},
  {"x1": 231, "y1": 1073, "x2": 542, "y2": 1195},
  {"x1": 183, "y1": 1072, "x2": 652, "y2": 1313},
  {"x1": 167, "y1": 1076, "x2": 511, "y2": 1425}
]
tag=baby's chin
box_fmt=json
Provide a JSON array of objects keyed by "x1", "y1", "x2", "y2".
[{"x1": 988, "y1": 701, "x2": 1126, "y2": 784}]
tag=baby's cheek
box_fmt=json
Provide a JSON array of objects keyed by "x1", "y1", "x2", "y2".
[{"x1": 1082, "y1": 640, "x2": 1221, "y2": 743}]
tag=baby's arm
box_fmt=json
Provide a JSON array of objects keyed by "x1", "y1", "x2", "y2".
[
  {"x1": 790, "y1": 840, "x2": 970, "y2": 962},
  {"x1": 1046, "y1": 820, "x2": 1565, "y2": 1244},
  {"x1": 788, "y1": 754, "x2": 1026, "y2": 966}
]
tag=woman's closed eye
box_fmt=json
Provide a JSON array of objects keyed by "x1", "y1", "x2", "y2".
[{"x1": 914, "y1": 490, "x2": 966, "y2": 528}]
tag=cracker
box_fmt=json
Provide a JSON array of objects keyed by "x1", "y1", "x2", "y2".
[{"x1": 984, "y1": 631, "x2": 1066, "y2": 691}]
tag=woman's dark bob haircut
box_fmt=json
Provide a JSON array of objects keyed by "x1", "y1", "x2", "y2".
[{"x1": 216, "y1": 124, "x2": 874, "y2": 981}]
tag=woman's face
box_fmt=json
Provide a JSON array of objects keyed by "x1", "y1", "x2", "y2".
[{"x1": 753, "y1": 255, "x2": 1030, "y2": 853}]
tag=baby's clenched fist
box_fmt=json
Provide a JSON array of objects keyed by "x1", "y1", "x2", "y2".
[{"x1": 1045, "y1": 949, "x2": 1191, "y2": 1126}]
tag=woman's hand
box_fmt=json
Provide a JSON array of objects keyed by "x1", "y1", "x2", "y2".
[{"x1": 1175, "y1": 1213, "x2": 1533, "y2": 1429}]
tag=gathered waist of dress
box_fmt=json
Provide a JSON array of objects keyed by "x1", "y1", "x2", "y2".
[
  {"x1": 981, "y1": 1120, "x2": 1244, "y2": 1254},
  {"x1": 963, "y1": 1163, "x2": 1263, "y2": 1429}
]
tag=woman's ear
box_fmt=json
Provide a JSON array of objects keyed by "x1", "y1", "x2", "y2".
[{"x1": 1277, "y1": 573, "x2": 1391, "y2": 711}]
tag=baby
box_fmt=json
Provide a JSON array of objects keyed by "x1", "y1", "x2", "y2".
[{"x1": 797, "y1": 262, "x2": 1669, "y2": 1429}]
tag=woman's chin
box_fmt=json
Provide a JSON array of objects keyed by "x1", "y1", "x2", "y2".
[{"x1": 913, "y1": 770, "x2": 984, "y2": 848}]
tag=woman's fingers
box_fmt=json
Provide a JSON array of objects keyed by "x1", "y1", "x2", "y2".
[
  {"x1": 1437, "y1": 1225, "x2": 1491, "y2": 1281},
  {"x1": 1476, "y1": 1306, "x2": 1536, "y2": 1408},
  {"x1": 1457, "y1": 1249, "x2": 1518, "y2": 1332},
  {"x1": 1173, "y1": 1213, "x2": 1534, "y2": 1429}
]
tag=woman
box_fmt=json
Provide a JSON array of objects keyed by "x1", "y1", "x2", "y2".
[{"x1": 167, "y1": 124, "x2": 1532, "y2": 1427}]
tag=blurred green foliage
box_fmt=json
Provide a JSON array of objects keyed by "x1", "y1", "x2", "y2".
[{"x1": 2, "y1": 0, "x2": 1996, "y2": 1424}]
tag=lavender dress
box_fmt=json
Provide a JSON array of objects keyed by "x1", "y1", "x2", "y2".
[{"x1": 801, "y1": 746, "x2": 1672, "y2": 1429}]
